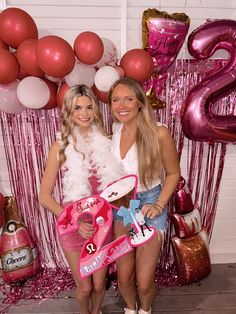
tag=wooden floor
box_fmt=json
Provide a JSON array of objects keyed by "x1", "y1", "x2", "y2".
[{"x1": 1, "y1": 263, "x2": 236, "y2": 314}]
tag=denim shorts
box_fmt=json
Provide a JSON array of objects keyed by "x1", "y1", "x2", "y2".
[{"x1": 113, "y1": 184, "x2": 167, "y2": 232}]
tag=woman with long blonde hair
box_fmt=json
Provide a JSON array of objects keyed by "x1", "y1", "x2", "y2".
[
  {"x1": 108, "y1": 77, "x2": 181, "y2": 314},
  {"x1": 40, "y1": 84, "x2": 124, "y2": 314}
]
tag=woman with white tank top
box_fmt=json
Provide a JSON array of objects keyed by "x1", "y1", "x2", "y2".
[{"x1": 108, "y1": 78, "x2": 181, "y2": 314}]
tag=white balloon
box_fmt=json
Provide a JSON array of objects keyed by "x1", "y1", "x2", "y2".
[
  {"x1": 95, "y1": 38, "x2": 118, "y2": 68},
  {"x1": 65, "y1": 60, "x2": 96, "y2": 87},
  {"x1": 94, "y1": 66, "x2": 119, "y2": 92},
  {"x1": 17, "y1": 76, "x2": 50, "y2": 109},
  {"x1": 0, "y1": 80, "x2": 25, "y2": 114},
  {"x1": 45, "y1": 74, "x2": 62, "y2": 83}
]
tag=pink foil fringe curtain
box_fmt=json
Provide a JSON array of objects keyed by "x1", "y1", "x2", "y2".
[{"x1": 0, "y1": 60, "x2": 235, "y2": 308}]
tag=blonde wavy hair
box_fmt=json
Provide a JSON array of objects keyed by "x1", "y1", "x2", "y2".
[
  {"x1": 108, "y1": 77, "x2": 162, "y2": 188},
  {"x1": 59, "y1": 84, "x2": 105, "y2": 164}
]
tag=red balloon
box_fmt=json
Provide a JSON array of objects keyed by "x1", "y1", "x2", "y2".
[
  {"x1": 0, "y1": 39, "x2": 8, "y2": 50},
  {"x1": 174, "y1": 176, "x2": 194, "y2": 214},
  {"x1": 56, "y1": 82, "x2": 70, "y2": 109},
  {"x1": 93, "y1": 85, "x2": 109, "y2": 103},
  {"x1": 0, "y1": 8, "x2": 38, "y2": 49},
  {"x1": 74, "y1": 31, "x2": 104, "y2": 65},
  {"x1": 0, "y1": 49, "x2": 19, "y2": 84},
  {"x1": 0, "y1": 192, "x2": 5, "y2": 211},
  {"x1": 120, "y1": 49, "x2": 154, "y2": 82},
  {"x1": 17, "y1": 65, "x2": 30, "y2": 80},
  {"x1": 16, "y1": 39, "x2": 44, "y2": 77},
  {"x1": 182, "y1": 19, "x2": 236, "y2": 144},
  {"x1": 37, "y1": 35, "x2": 75, "y2": 77},
  {"x1": 43, "y1": 79, "x2": 58, "y2": 110},
  {"x1": 0, "y1": 193, "x2": 5, "y2": 228}
]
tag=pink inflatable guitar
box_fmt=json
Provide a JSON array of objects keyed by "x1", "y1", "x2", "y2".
[{"x1": 57, "y1": 175, "x2": 156, "y2": 278}]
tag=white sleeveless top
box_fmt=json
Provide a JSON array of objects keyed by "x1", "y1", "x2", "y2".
[{"x1": 111, "y1": 123, "x2": 161, "y2": 192}]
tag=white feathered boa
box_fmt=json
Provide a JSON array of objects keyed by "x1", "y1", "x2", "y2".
[{"x1": 57, "y1": 125, "x2": 125, "y2": 203}]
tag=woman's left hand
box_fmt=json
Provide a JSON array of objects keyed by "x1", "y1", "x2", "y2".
[{"x1": 141, "y1": 204, "x2": 163, "y2": 219}]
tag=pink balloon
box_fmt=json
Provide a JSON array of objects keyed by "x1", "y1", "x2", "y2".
[
  {"x1": 56, "y1": 82, "x2": 70, "y2": 110},
  {"x1": 120, "y1": 49, "x2": 154, "y2": 82},
  {"x1": 37, "y1": 35, "x2": 75, "y2": 77},
  {"x1": 0, "y1": 8, "x2": 38, "y2": 49},
  {"x1": 74, "y1": 31, "x2": 104, "y2": 65},
  {"x1": 142, "y1": 9, "x2": 190, "y2": 95},
  {"x1": 93, "y1": 85, "x2": 109, "y2": 103},
  {"x1": 0, "y1": 81, "x2": 25, "y2": 114},
  {"x1": 182, "y1": 19, "x2": 236, "y2": 143},
  {"x1": 16, "y1": 39, "x2": 44, "y2": 77},
  {"x1": 95, "y1": 38, "x2": 118, "y2": 68},
  {"x1": 17, "y1": 65, "x2": 30, "y2": 80},
  {"x1": 0, "y1": 50, "x2": 20, "y2": 84},
  {"x1": 114, "y1": 66, "x2": 125, "y2": 78},
  {"x1": 42, "y1": 79, "x2": 58, "y2": 110}
]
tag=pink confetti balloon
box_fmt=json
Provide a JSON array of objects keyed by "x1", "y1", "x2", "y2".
[
  {"x1": 182, "y1": 19, "x2": 236, "y2": 143},
  {"x1": 0, "y1": 81, "x2": 25, "y2": 114},
  {"x1": 142, "y1": 9, "x2": 190, "y2": 95}
]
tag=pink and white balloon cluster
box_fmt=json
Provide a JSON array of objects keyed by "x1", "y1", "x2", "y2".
[{"x1": 0, "y1": 7, "x2": 154, "y2": 114}]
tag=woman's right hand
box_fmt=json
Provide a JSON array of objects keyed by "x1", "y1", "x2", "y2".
[{"x1": 78, "y1": 220, "x2": 96, "y2": 239}]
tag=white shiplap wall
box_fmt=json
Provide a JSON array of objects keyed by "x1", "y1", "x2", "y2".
[{"x1": 0, "y1": 0, "x2": 236, "y2": 263}]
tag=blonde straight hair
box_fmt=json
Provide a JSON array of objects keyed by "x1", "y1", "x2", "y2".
[
  {"x1": 59, "y1": 85, "x2": 105, "y2": 164},
  {"x1": 108, "y1": 78, "x2": 162, "y2": 188}
]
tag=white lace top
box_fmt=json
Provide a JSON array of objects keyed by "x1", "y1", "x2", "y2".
[{"x1": 110, "y1": 123, "x2": 161, "y2": 192}]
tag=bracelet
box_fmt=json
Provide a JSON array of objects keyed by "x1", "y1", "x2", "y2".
[
  {"x1": 155, "y1": 199, "x2": 165, "y2": 208},
  {"x1": 153, "y1": 203, "x2": 164, "y2": 213}
]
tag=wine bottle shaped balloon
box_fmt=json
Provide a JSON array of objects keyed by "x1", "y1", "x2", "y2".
[{"x1": 0, "y1": 196, "x2": 40, "y2": 283}]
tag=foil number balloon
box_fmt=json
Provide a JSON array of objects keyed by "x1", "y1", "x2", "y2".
[{"x1": 181, "y1": 19, "x2": 236, "y2": 144}]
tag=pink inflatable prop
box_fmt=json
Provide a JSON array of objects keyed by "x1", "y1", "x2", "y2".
[
  {"x1": 0, "y1": 197, "x2": 40, "y2": 283},
  {"x1": 142, "y1": 9, "x2": 190, "y2": 99},
  {"x1": 182, "y1": 19, "x2": 236, "y2": 143},
  {"x1": 57, "y1": 175, "x2": 156, "y2": 278}
]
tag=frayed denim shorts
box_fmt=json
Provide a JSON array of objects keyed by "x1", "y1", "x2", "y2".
[{"x1": 113, "y1": 184, "x2": 167, "y2": 232}]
